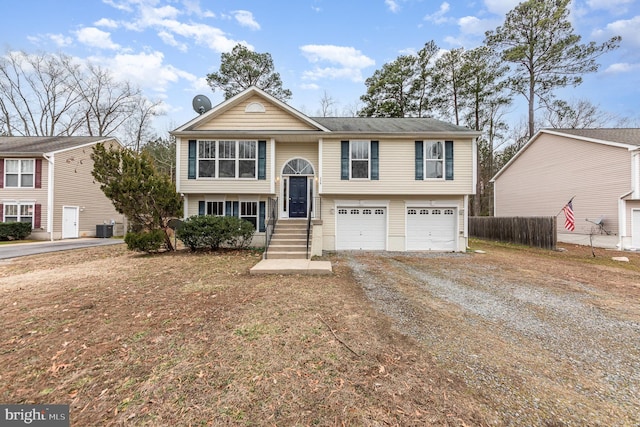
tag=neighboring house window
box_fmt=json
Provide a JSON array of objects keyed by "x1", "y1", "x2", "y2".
[
  {"x1": 341, "y1": 140, "x2": 379, "y2": 180},
  {"x1": 415, "y1": 140, "x2": 454, "y2": 181},
  {"x1": 240, "y1": 201, "x2": 257, "y2": 229},
  {"x1": 3, "y1": 203, "x2": 34, "y2": 226},
  {"x1": 195, "y1": 140, "x2": 258, "y2": 179},
  {"x1": 5, "y1": 159, "x2": 34, "y2": 188}
]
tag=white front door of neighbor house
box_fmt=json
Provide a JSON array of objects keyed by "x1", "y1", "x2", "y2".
[
  {"x1": 62, "y1": 206, "x2": 79, "y2": 239},
  {"x1": 633, "y1": 209, "x2": 640, "y2": 248}
]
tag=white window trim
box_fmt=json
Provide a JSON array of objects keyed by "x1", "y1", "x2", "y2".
[
  {"x1": 4, "y1": 159, "x2": 36, "y2": 188},
  {"x1": 3, "y1": 201, "x2": 35, "y2": 227},
  {"x1": 349, "y1": 140, "x2": 371, "y2": 180},
  {"x1": 424, "y1": 140, "x2": 445, "y2": 181},
  {"x1": 196, "y1": 140, "x2": 258, "y2": 180}
]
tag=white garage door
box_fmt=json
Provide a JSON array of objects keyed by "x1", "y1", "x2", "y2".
[
  {"x1": 336, "y1": 207, "x2": 386, "y2": 250},
  {"x1": 406, "y1": 207, "x2": 457, "y2": 251}
]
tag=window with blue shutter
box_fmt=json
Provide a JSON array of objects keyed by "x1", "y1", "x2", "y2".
[
  {"x1": 341, "y1": 141, "x2": 349, "y2": 180},
  {"x1": 445, "y1": 141, "x2": 454, "y2": 180},
  {"x1": 371, "y1": 140, "x2": 379, "y2": 180},
  {"x1": 415, "y1": 141, "x2": 424, "y2": 180},
  {"x1": 258, "y1": 140, "x2": 266, "y2": 180},
  {"x1": 259, "y1": 201, "x2": 266, "y2": 232},
  {"x1": 188, "y1": 140, "x2": 196, "y2": 179}
]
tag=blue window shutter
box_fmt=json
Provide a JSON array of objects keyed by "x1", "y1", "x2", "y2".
[
  {"x1": 371, "y1": 141, "x2": 379, "y2": 180},
  {"x1": 258, "y1": 140, "x2": 266, "y2": 180},
  {"x1": 415, "y1": 141, "x2": 424, "y2": 180},
  {"x1": 188, "y1": 140, "x2": 196, "y2": 179},
  {"x1": 225, "y1": 201, "x2": 232, "y2": 216},
  {"x1": 259, "y1": 201, "x2": 266, "y2": 232},
  {"x1": 341, "y1": 141, "x2": 349, "y2": 180},
  {"x1": 198, "y1": 201, "x2": 205, "y2": 215},
  {"x1": 233, "y1": 201, "x2": 239, "y2": 217},
  {"x1": 445, "y1": 140, "x2": 454, "y2": 180}
]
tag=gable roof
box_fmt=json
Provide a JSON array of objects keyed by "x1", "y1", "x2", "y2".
[
  {"x1": 173, "y1": 86, "x2": 331, "y2": 133},
  {"x1": 172, "y1": 86, "x2": 481, "y2": 138},
  {"x1": 492, "y1": 128, "x2": 640, "y2": 182},
  {"x1": 0, "y1": 136, "x2": 118, "y2": 156}
]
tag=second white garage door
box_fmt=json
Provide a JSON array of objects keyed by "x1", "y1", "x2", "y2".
[
  {"x1": 336, "y1": 207, "x2": 386, "y2": 250},
  {"x1": 406, "y1": 207, "x2": 457, "y2": 251}
]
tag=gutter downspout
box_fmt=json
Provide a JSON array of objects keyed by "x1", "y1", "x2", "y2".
[
  {"x1": 618, "y1": 190, "x2": 633, "y2": 250},
  {"x1": 43, "y1": 153, "x2": 54, "y2": 241}
]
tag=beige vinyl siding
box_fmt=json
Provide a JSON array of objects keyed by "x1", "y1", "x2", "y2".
[
  {"x1": 320, "y1": 195, "x2": 465, "y2": 251},
  {"x1": 178, "y1": 137, "x2": 272, "y2": 195},
  {"x1": 320, "y1": 138, "x2": 475, "y2": 195},
  {"x1": 494, "y1": 134, "x2": 631, "y2": 235},
  {"x1": 194, "y1": 96, "x2": 317, "y2": 131},
  {"x1": 52, "y1": 141, "x2": 124, "y2": 238},
  {"x1": 0, "y1": 158, "x2": 49, "y2": 231}
]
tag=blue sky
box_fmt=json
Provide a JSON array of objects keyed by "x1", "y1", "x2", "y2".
[{"x1": 1, "y1": 0, "x2": 639, "y2": 135}]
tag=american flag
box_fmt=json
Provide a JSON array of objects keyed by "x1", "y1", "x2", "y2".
[{"x1": 563, "y1": 200, "x2": 575, "y2": 231}]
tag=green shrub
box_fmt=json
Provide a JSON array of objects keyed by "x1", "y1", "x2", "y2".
[
  {"x1": 176, "y1": 215, "x2": 256, "y2": 251},
  {"x1": 124, "y1": 229, "x2": 165, "y2": 253},
  {"x1": 0, "y1": 222, "x2": 32, "y2": 241}
]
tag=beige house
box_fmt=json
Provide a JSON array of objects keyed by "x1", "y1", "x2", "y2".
[
  {"x1": 492, "y1": 129, "x2": 640, "y2": 250},
  {"x1": 172, "y1": 86, "x2": 480, "y2": 256},
  {"x1": 0, "y1": 136, "x2": 125, "y2": 240}
]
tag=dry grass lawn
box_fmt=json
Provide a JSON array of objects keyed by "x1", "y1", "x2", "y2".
[{"x1": 1, "y1": 240, "x2": 639, "y2": 426}]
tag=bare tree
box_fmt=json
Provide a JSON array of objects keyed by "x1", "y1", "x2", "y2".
[
  {"x1": 0, "y1": 50, "x2": 83, "y2": 136},
  {"x1": 542, "y1": 98, "x2": 621, "y2": 129},
  {"x1": 318, "y1": 90, "x2": 337, "y2": 117},
  {"x1": 0, "y1": 49, "x2": 161, "y2": 146}
]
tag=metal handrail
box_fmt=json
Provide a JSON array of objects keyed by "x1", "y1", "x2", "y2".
[
  {"x1": 306, "y1": 201, "x2": 312, "y2": 260},
  {"x1": 264, "y1": 197, "x2": 278, "y2": 259}
]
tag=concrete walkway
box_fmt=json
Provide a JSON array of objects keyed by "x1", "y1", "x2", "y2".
[
  {"x1": 250, "y1": 258, "x2": 333, "y2": 275},
  {"x1": 0, "y1": 238, "x2": 124, "y2": 260}
]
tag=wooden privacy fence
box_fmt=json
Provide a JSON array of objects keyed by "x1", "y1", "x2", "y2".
[{"x1": 469, "y1": 216, "x2": 557, "y2": 249}]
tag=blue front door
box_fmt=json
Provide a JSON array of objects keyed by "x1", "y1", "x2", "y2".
[{"x1": 289, "y1": 176, "x2": 307, "y2": 218}]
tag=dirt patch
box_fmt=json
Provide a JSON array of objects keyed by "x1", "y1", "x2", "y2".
[{"x1": 0, "y1": 241, "x2": 639, "y2": 426}]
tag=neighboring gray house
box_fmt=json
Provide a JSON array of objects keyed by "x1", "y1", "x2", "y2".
[
  {"x1": 0, "y1": 136, "x2": 125, "y2": 240},
  {"x1": 172, "y1": 86, "x2": 481, "y2": 256},
  {"x1": 492, "y1": 128, "x2": 640, "y2": 249}
]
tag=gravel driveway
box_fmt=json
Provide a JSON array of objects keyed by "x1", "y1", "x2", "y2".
[{"x1": 343, "y1": 249, "x2": 640, "y2": 426}]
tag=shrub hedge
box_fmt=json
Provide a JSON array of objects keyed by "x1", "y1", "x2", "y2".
[
  {"x1": 176, "y1": 215, "x2": 255, "y2": 251},
  {"x1": 124, "y1": 229, "x2": 166, "y2": 253},
  {"x1": 0, "y1": 222, "x2": 32, "y2": 241}
]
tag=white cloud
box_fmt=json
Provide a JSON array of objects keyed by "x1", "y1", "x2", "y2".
[
  {"x1": 181, "y1": 0, "x2": 216, "y2": 18},
  {"x1": 300, "y1": 45, "x2": 375, "y2": 69},
  {"x1": 483, "y1": 0, "x2": 521, "y2": 16},
  {"x1": 50, "y1": 34, "x2": 74, "y2": 47},
  {"x1": 75, "y1": 27, "x2": 120, "y2": 50},
  {"x1": 603, "y1": 62, "x2": 640, "y2": 73},
  {"x1": 593, "y1": 15, "x2": 640, "y2": 47},
  {"x1": 94, "y1": 18, "x2": 119, "y2": 28},
  {"x1": 300, "y1": 45, "x2": 375, "y2": 83},
  {"x1": 233, "y1": 10, "x2": 260, "y2": 30},
  {"x1": 424, "y1": 2, "x2": 451, "y2": 24},
  {"x1": 89, "y1": 51, "x2": 196, "y2": 93},
  {"x1": 458, "y1": 15, "x2": 500, "y2": 36},
  {"x1": 385, "y1": 0, "x2": 400, "y2": 13},
  {"x1": 587, "y1": 0, "x2": 634, "y2": 14}
]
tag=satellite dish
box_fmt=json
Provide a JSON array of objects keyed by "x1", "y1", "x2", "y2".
[{"x1": 192, "y1": 95, "x2": 212, "y2": 115}]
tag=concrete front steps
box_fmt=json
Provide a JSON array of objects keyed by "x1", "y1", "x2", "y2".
[{"x1": 266, "y1": 219, "x2": 310, "y2": 260}]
